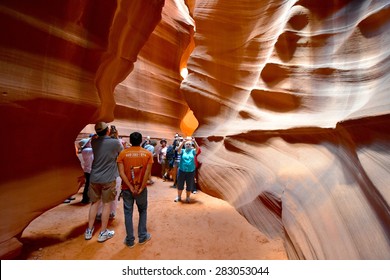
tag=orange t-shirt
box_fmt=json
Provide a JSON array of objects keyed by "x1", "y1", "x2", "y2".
[{"x1": 117, "y1": 146, "x2": 154, "y2": 190}]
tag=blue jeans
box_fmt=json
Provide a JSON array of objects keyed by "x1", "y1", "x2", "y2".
[{"x1": 122, "y1": 188, "x2": 148, "y2": 244}]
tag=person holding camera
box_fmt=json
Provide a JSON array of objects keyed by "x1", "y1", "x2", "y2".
[
  {"x1": 174, "y1": 137, "x2": 199, "y2": 203},
  {"x1": 84, "y1": 122, "x2": 123, "y2": 242},
  {"x1": 170, "y1": 134, "x2": 182, "y2": 188}
]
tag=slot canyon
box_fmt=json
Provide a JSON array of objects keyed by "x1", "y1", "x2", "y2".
[{"x1": 0, "y1": 0, "x2": 389, "y2": 259}]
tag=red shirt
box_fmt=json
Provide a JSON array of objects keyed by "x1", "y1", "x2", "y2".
[{"x1": 195, "y1": 147, "x2": 201, "y2": 169}]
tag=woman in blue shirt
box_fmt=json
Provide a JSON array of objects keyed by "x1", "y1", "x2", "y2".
[{"x1": 174, "y1": 137, "x2": 200, "y2": 203}]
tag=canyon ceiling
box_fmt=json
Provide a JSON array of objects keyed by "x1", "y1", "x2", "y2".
[{"x1": 0, "y1": 0, "x2": 389, "y2": 259}]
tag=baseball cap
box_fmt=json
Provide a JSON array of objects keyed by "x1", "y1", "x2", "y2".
[
  {"x1": 78, "y1": 138, "x2": 90, "y2": 149},
  {"x1": 95, "y1": 122, "x2": 108, "y2": 133}
]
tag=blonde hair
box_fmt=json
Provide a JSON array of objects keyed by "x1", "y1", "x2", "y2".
[{"x1": 184, "y1": 140, "x2": 193, "y2": 146}]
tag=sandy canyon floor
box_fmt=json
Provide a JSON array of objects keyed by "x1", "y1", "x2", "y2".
[{"x1": 19, "y1": 177, "x2": 287, "y2": 260}]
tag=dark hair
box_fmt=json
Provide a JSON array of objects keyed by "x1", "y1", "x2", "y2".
[{"x1": 130, "y1": 132, "x2": 142, "y2": 146}]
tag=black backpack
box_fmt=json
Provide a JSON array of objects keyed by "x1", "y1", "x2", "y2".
[{"x1": 166, "y1": 145, "x2": 175, "y2": 167}]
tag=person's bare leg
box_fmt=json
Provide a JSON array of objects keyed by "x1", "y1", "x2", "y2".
[
  {"x1": 100, "y1": 202, "x2": 111, "y2": 232},
  {"x1": 175, "y1": 189, "x2": 183, "y2": 202},
  {"x1": 88, "y1": 201, "x2": 100, "y2": 229}
]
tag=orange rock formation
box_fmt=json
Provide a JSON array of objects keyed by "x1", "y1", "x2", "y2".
[{"x1": 0, "y1": 0, "x2": 389, "y2": 259}]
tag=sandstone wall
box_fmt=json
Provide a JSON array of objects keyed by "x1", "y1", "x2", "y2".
[
  {"x1": 1, "y1": 0, "x2": 389, "y2": 259},
  {"x1": 0, "y1": 0, "x2": 165, "y2": 259}
]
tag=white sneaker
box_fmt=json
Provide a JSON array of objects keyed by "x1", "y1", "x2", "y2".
[
  {"x1": 98, "y1": 229, "x2": 115, "y2": 242},
  {"x1": 84, "y1": 227, "x2": 94, "y2": 240}
]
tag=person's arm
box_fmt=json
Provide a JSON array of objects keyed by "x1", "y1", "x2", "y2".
[
  {"x1": 177, "y1": 139, "x2": 185, "y2": 154},
  {"x1": 118, "y1": 162, "x2": 136, "y2": 194},
  {"x1": 137, "y1": 163, "x2": 153, "y2": 195}
]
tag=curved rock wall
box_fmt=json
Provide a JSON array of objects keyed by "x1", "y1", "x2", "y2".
[
  {"x1": 1, "y1": 0, "x2": 389, "y2": 259},
  {"x1": 182, "y1": 0, "x2": 390, "y2": 259},
  {"x1": 0, "y1": 0, "x2": 165, "y2": 258}
]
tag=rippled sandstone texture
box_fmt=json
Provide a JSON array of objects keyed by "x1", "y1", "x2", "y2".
[{"x1": 1, "y1": 0, "x2": 389, "y2": 259}]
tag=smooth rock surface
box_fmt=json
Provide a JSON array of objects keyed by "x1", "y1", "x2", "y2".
[{"x1": 1, "y1": 0, "x2": 389, "y2": 259}]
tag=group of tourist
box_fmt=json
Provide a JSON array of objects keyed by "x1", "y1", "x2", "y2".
[
  {"x1": 156, "y1": 134, "x2": 200, "y2": 203},
  {"x1": 156, "y1": 134, "x2": 200, "y2": 188},
  {"x1": 77, "y1": 122, "x2": 200, "y2": 248}
]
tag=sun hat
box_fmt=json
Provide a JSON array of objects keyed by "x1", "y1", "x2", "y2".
[{"x1": 95, "y1": 122, "x2": 108, "y2": 133}]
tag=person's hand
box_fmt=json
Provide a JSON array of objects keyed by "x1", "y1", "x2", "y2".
[
  {"x1": 130, "y1": 187, "x2": 137, "y2": 197},
  {"x1": 132, "y1": 191, "x2": 138, "y2": 197},
  {"x1": 136, "y1": 187, "x2": 144, "y2": 196},
  {"x1": 132, "y1": 186, "x2": 140, "y2": 197}
]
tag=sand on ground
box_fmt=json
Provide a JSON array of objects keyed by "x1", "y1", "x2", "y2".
[{"x1": 19, "y1": 177, "x2": 287, "y2": 260}]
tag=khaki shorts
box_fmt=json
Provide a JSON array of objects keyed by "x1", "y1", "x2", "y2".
[{"x1": 88, "y1": 181, "x2": 116, "y2": 203}]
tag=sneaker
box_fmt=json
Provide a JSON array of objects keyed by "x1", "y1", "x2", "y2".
[
  {"x1": 139, "y1": 233, "x2": 151, "y2": 245},
  {"x1": 84, "y1": 227, "x2": 94, "y2": 240},
  {"x1": 123, "y1": 238, "x2": 135, "y2": 248},
  {"x1": 174, "y1": 196, "x2": 181, "y2": 202},
  {"x1": 192, "y1": 190, "x2": 197, "y2": 194},
  {"x1": 98, "y1": 229, "x2": 115, "y2": 242}
]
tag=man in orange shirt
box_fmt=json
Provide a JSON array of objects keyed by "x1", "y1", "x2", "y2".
[{"x1": 117, "y1": 132, "x2": 153, "y2": 248}]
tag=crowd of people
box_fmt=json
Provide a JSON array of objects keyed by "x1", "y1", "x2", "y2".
[{"x1": 74, "y1": 122, "x2": 201, "y2": 247}]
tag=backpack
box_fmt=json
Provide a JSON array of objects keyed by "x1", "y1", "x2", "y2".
[{"x1": 166, "y1": 145, "x2": 175, "y2": 167}]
